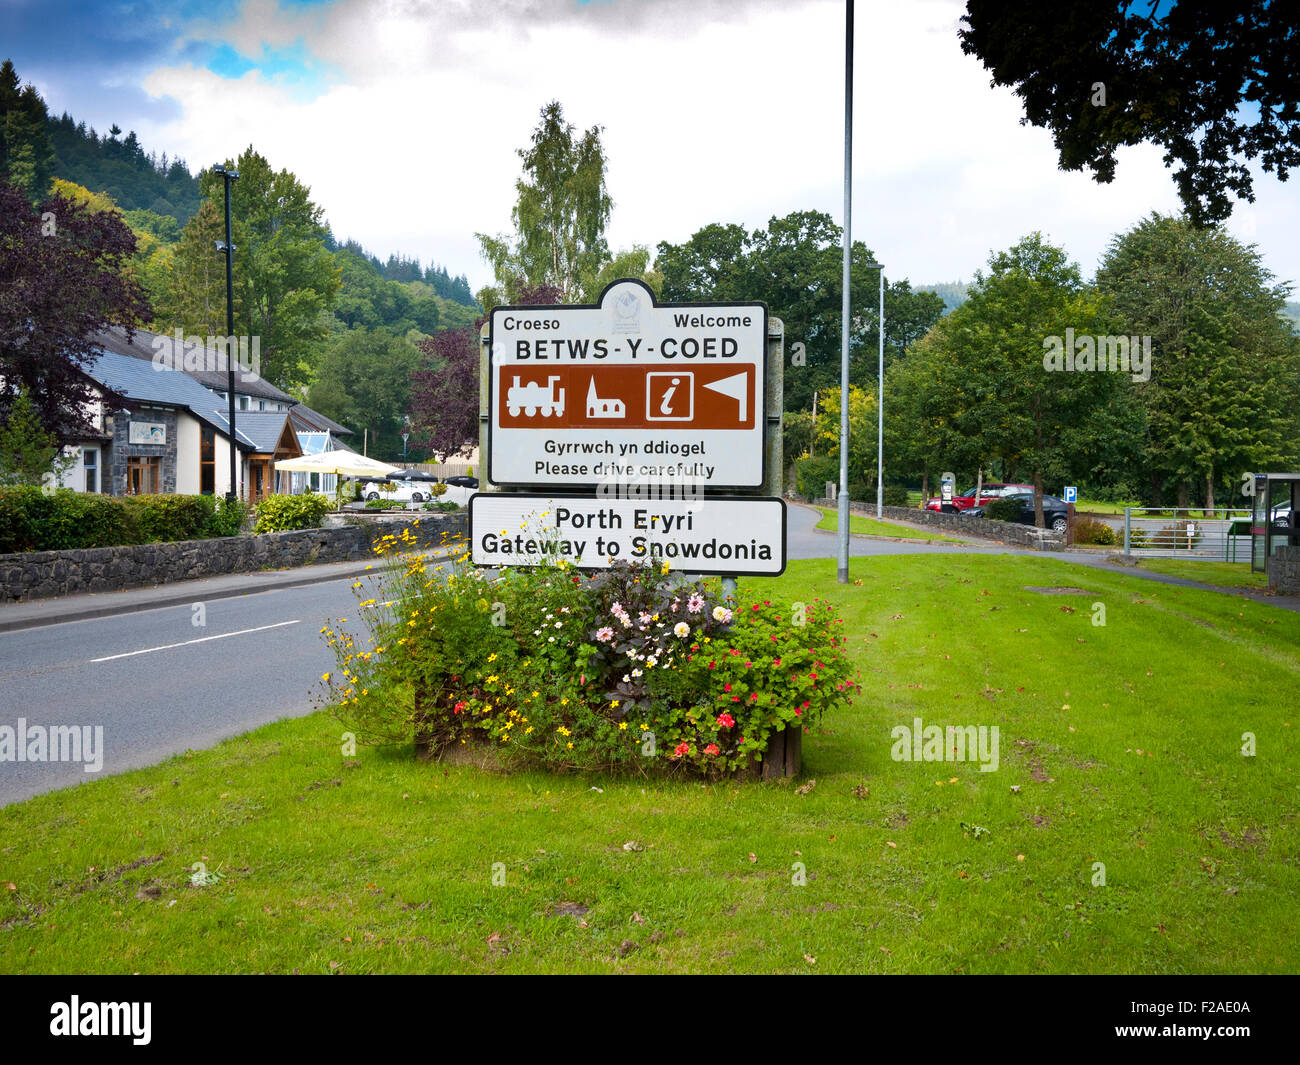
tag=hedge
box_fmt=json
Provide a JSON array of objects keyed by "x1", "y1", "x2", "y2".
[{"x1": 0, "y1": 487, "x2": 247, "y2": 553}]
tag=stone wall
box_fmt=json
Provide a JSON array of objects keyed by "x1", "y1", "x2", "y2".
[
  {"x1": 830, "y1": 499, "x2": 1065, "y2": 550},
  {"x1": 0, "y1": 513, "x2": 467, "y2": 603},
  {"x1": 1268, "y1": 545, "x2": 1300, "y2": 595}
]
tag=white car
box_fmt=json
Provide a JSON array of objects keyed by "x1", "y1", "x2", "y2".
[{"x1": 359, "y1": 478, "x2": 433, "y2": 503}]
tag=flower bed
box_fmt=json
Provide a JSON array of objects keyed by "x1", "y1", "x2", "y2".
[{"x1": 318, "y1": 529, "x2": 858, "y2": 778}]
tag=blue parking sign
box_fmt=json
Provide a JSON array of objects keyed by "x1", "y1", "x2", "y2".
[{"x1": 1064, "y1": 486, "x2": 1078, "y2": 503}]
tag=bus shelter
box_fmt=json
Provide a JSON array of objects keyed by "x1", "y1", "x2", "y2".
[{"x1": 1250, "y1": 472, "x2": 1300, "y2": 572}]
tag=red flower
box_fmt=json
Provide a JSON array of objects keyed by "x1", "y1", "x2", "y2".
[
  {"x1": 749, "y1": 692, "x2": 758, "y2": 702},
  {"x1": 732, "y1": 695, "x2": 741, "y2": 702},
  {"x1": 708, "y1": 660, "x2": 716, "y2": 670},
  {"x1": 453, "y1": 701, "x2": 467, "y2": 714},
  {"x1": 801, "y1": 701, "x2": 811, "y2": 710},
  {"x1": 794, "y1": 707, "x2": 802, "y2": 716},
  {"x1": 704, "y1": 743, "x2": 721, "y2": 757},
  {"x1": 773, "y1": 657, "x2": 782, "y2": 666},
  {"x1": 723, "y1": 682, "x2": 732, "y2": 692},
  {"x1": 672, "y1": 742, "x2": 690, "y2": 758},
  {"x1": 717, "y1": 713, "x2": 736, "y2": 728},
  {"x1": 809, "y1": 672, "x2": 819, "y2": 681}
]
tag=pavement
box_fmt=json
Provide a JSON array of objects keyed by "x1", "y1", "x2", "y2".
[{"x1": 1, "y1": 504, "x2": 1293, "y2": 807}]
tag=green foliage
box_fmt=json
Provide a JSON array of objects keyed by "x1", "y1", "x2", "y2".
[
  {"x1": 984, "y1": 497, "x2": 1022, "y2": 522},
  {"x1": 794, "y1": 454, "x2": 840, "y2": 499},
  {"x1": 307, "y1": 328, "x2": 418, "y2": 461},
  {"x1": 1072, "y1": 517, "x2": 1116, "y2": 545},
  {"x1": 0, "y1": 488, "x2": 251, "y2": 553},
  {"x1": 0, "y1": 390, "x2": 72, "y2": 486},
  {"x1": 253, "y1": 493, "x2": 331, "y2": 533},
  {"x1": 0, "y1": 59, "x2": 56, "y2": 201},
  {"x1": 322, "y1": 551, "x2": 856, "y2": 777},
  {"x1": 477, "y1": 100, "x2": 612, "y2": 303},
  {"x1": 1097, "y1": 213, "x2": 1300, "y2": 506}
]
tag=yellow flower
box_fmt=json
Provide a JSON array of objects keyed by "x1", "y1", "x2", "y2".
[
  {"x1": 321, "y1": 673, "x2": 331, "y2": 682},
  {"x1": 610, "y1": 699, "x2": 620, "y2": 708},
  {"x1": 488, "y1": 653, "x2": 497, "y2": 663},
  {"x1": 566, "y1": 742, "x2": 574, "y2": 749},
  {"x1": 618, "y1": 722, "x2": 628, "y2": 731}
]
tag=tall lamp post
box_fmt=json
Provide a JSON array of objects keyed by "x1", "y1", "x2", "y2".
[
  {"x1": 837, "y1": 0, "x2": 854, "y2": 585},
  {"x1": 867, "y1": 262, "x2": 885, "y2": 519},
  {"x1": 213, "y1": 163, "x2": 240, "y2": 503}
]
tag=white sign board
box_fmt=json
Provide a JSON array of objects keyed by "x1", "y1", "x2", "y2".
[
  {"x1": 128, "y1": 421, "x2": 166, "y2": 445},
  {"x1": 488, "y1": 279, "x2": 767, "y2": 490},
  {"x1": 469, "y1": 493, "x2": 786, "y2": 576}
]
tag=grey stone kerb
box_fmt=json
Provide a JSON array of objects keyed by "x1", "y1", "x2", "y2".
[{"x1": 0, "y1": 513, "x2": 468, "y2": 603}]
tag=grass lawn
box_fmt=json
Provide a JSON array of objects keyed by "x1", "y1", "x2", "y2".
[
  {"x1": 815, "y1": 507, "x2": 968, "y2": 544},
  {"x1": 1131, "y1": 558, "x2": 1271, "y2": 591},
  {"x1": 2, "y1": 554, "x2": 1298, "y2": 974},
  {"x1": 1076, "y1": 500, "x2": 1143, "y2": 516}
]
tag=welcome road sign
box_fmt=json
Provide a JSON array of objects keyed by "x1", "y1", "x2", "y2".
[
  {"x1": 469, "y1": 494, "x2": 786, "y2": 576},
  {"x1": 489, "y1": 279, "x2": 767, "y2": 489}
]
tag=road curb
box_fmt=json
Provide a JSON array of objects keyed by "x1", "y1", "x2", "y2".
[{"x1": 0, "y1": 549, "x2": 457, "y2": 634}]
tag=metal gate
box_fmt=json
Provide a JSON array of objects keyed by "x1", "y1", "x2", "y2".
[{"x1": 1122, "y1": 507, "x2": 1252, "y2": 560}]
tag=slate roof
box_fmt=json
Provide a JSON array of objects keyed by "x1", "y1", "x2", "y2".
[
  {"x1": 288, "y1": 403, "x2": 354, "y2": 436},
  {"x1": 83, "y1": 349, "x2": 258, "y2": 450},
  {"x1": 208, "y1": 410, "x2": 300, "y2": 454},
  {"x1": 93, "y1": 326, "x2": 296, "y2": 404}
]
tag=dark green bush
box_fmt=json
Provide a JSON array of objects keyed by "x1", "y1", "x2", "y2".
[
  {"x1": 0, "y1": 488, "x2": 251, "y2": 553},
  {"x1": 984, "y1": 497, "x2": 1023, "y2": 522},
  {"x1": 794, "y1": 454, "x2": 840, "y2": 499}
]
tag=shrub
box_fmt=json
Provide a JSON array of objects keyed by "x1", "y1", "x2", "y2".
[
  {"x1": 321, "y1": 549, "x2": 859, "y2": 777},
  {"x1": 125, "y1": 494, "x2": 218, "y2": 542},
  {"x1": 795, "y1": 454, "x2": 840, "y2": 499},
  {"x1": 984, "y1": 497, "x2": 1022, "y2": 522},
  {"x1": 253, "y1": 493, "x2": 331, "y2": 533},
  {"x1": 211, "y1": 497, "x2": 248, "y2": 537},
  {"x1": 1072, "y1": 517, "x2": 1116, "y2": 545}
]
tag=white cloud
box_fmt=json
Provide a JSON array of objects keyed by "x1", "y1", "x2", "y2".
[{"x1": 132, "y1": 0, "x2": 1297, "y2": 296}]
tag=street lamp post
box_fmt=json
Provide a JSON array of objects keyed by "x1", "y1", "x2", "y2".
[
  {"x1": 837, "y1": 0, "x2": 854, "y2": 585},
  {"x1": 213, "y1": 163, "x2": 240, "y2": 503},
  {"x1": 871, "y1": 263, "x2": 885, "y2": 520}
]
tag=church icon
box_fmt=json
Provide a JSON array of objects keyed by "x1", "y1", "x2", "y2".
[{"x1": 586, "y1": 377, "x2": 626, "y2": 419}]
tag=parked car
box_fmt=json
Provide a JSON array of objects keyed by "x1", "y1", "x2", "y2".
[
  {"x1": 925, "y1": 482, "x2": 1032, "y2": 512},
  {"x1": 357, "y1": 477, "x2": 433, "y2": 503},
  {"x1": 965, "y1": 491, "x2": 1070, "y2": 534},
  {"x1": 443, "y1": 475, "x2": 479, "y2": 489}
]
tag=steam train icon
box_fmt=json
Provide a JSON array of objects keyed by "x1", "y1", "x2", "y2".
[{"x1": 506, "y1": 375, "x2": 565, "y2": 418}]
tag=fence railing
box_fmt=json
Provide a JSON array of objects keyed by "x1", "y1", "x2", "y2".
[{"x1": 1122, "y1": 507, "x2": 1252, "y2": 560}]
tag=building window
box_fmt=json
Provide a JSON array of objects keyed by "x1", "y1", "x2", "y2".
[
  {"x1": 200, "y1": 426, "x2": 215, "y2": 495},
  {"x1": 238, "y1": 395, "x2": 250, "y2": 411},
  {"x1": 258, "y1": 399, "x2": 266, "y2": 411},
  {"x1": 126, "y1": 456, "x2": 160, "y2": 495},
  {"x1": 82, "y1": 448, "x2": 98, "y2": 493}
]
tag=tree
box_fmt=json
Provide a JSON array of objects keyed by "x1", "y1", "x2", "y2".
[
  {"x1": 1097, "y1": 214, "x2": 1300, "y2": 509},
  {"x1": 656, "y1": 211, "x2": 944, "y2": 410},
  {"x1": 197, "y1": 147, "x2": 341, "y2": 389},
  {"x1": 477, "y1": 101, "x2": 612, "y2": 303},
  {"x1": 408, "y1": 283, "x2": 561, "y2": 459},
  {"x1": 959, "y1": 1, "x2": 1300, "y2": 225},
  {"x1": 0, "y1": 181, "x2": 147, "y2": 441},
  {"x1": 306, "y1": 328, "x2": 419, "y2": 460},
  {"x1": 0, "y1": 389, "x2": 74, "y2": 486},
  {"x1": 893, "y1": 233, "x2": 1141, "y2": 524},
  {"x1": 156, "y1": 199, "x2": 231, "y2": 335},
  {"x1": 0, "y1": 59, "x2": 55, "y2": 202}
]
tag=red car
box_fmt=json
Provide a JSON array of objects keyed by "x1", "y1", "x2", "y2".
[{"x1": 925, "y1": 482, "x2": 1033, "y2": 511}]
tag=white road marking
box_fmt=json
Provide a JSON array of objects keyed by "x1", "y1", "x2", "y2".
[{"x1": 89, "y1": 620, "x2": 301, "y2": 662}]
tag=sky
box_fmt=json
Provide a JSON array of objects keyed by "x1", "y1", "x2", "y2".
[{"x1": 5, "y1": 0, "x2": 1298, "y2": 297}]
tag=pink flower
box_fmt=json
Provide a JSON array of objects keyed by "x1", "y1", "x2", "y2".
[
  {"x1": 716, "y1": 713, "x2": 736, "y2": 728},
  {"x1": 595, "y1": 626, "x2": 614, "y2": 643},
  {"x1": 704, "y1": 743, "x2": 721, "y2": 757}
]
